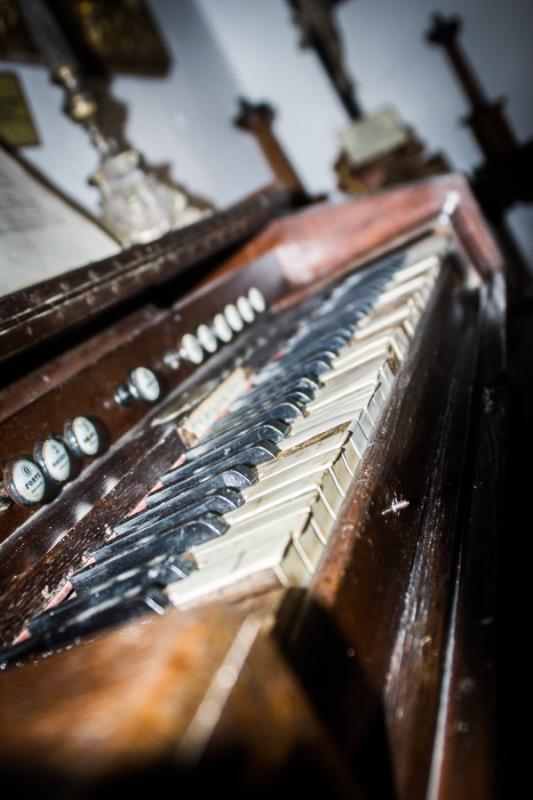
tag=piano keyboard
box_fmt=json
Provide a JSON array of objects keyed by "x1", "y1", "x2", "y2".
[{"x1": 0, "y1": 237, "x2": 447, "y2": 666}]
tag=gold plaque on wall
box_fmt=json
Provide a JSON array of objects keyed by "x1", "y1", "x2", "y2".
[
  {"x1": 0, "y1": 72, "x2": 39, "y2": 146},
  {"x1": 0, "y1": 0, "x2": 170, "y2": 75}
]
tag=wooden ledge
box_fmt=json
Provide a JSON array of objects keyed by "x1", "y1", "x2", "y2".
[{"x1": 222, "y1": 174, "x2": 503, "y2": 284}]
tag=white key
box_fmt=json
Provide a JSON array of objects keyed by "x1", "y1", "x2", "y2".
[
  {"x1": 375, "y1": 274, "x2": 436, "y2": 309},
  {"x1": 257, "y1": 429, "x2": 350, "y2": 480},
  {"x1": 225, "y1": 475, "x2": 339, "y2": 526},
  {"x1": 326, "y1": 336, "x2": 392, "y2": 377},
  {"x1": 192, "y1": 506, "x2": 312, "y2": 565},
  {"x1": 281, "y1": 416, "x2": 353, "y2": 451},
  {"x1": 306, "y1": 360, "x2": 383, "y2": 413},
  {"x1": 245, "y1": 453, "x2": 341, "y2": 504},
  {"x1": 287, "y1": 390, "x2": 373, "y2": 438},
  {"x1": 169, "y1": 529, "x2": 298, "y2": 606}
]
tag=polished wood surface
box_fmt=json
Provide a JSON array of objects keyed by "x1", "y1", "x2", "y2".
[
  {"x1": 0, "y1": 599, "x2": 358, "y2": 797},
  {"x1": 223, "y1": 174, "x2": 502, "y2": 283}
]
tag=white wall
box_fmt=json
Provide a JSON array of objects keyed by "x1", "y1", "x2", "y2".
[
  {"x1": 337, "y1": 0, "x2": 533, "y2": 264},
  {"x1": 198, "y1": 0, "x2": 533, "y2": 264},
  {"x1": 0, "y1": 0, "x2": 271, "y2": 215},
  {"x1": 2, "y1": 0, "x2": 532, "y2": 263},
  {"x1": 197, "y1": 0, "x2": 347, "y2": 196}
]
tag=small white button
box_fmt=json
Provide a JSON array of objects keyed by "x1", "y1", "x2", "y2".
[
  {"x1": 129, "y1": 366, "x2": 160, "y2": 403},
  {"x1": 237, "y1": 296, "x2": 255, "y2": 324},
  {"x1": 248, "y1": 287, "x2": 266, "y2": 313},
  {"x1": 5, "y1": 458, "x2": 46, "y2": 506},
  {"x1": 213, "y1": 313, "x2": 233, "y2": 342},
  {"x1": 196, "y1": 324, "x2": 217, "y2": 353},
  {"x1": 180, "y1": 333, "x2": 204, "y2": 364},
  {"x1": 66, "y1": 417, "x2": 100, "y2": 457},
  {"x1": 35, "y1": 437, "x2": 71, "y2": 484},
  {"x1": 224, "y1": 303, "x2": 244, "y2": 332}
]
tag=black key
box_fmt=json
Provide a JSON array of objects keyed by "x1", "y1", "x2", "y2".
[
  {"x1": 292, "y1": 310, "x2": 365, "y2": 340},
  {"x1": 277, "y1": 332, "x2": 351, "y2": 361},
  {"x1": 253, "y1": 357, "x2": 331, "y2": 387},
  {"x1": 228, "y1": 388, "x2": 311, "y2": 417},
  {"x1": 117, "y1": 465, "x2": 256, "y2": 528},
  {"x1": 160, "y1": 428, "x2": 284, "y2": 488},
  {"x1": 210, "y1": 398, "x2": 305, "y2": 436},
  {"x1": 3, "y1": 589, "x2": 170, "y2": 666},
  {"x1": 72, "y1": 552, "x2": 195, "y2": 598},
  {"x1": 232, "y1": 384, "x2": 314, "y2": 412},
  {"x1": 231, "y1": 376, "x2": 318, "y2": 410},
  {"x1": 158, "y1": 442, "x2": 278, "y2": 491},
  {"x1": 156, "y1": 426, "x2": 280, "y2": 497},
  {"x1": 95, "y1": 490, "x2": 240, "y2": 561},
  {"x1": 185, "y1": 420, "x2": 288, "y2": 460},
  {"x1": 30, "y1": 558, "x2": 183, "y2": 635},
  {"x1": 73, "y1": 517, "x2": 225, "y2": 592}
]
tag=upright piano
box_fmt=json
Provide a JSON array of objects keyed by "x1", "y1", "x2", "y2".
[{"x1": 0, "y1": 174, "x2": 502, "y2": 799}]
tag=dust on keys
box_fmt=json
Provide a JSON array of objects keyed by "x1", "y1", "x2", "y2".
[{"x1": 0, "y1": 236, "x2": 447, "y2": 666}]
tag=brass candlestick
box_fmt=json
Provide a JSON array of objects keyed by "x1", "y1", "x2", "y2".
[{"x1": 19, "y1": 0, "x2": 208, "y2": 246}]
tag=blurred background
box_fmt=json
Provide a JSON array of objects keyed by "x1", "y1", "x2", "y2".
[{"x1": 1, "y1": 0, "x2": 532, "y2": 262}]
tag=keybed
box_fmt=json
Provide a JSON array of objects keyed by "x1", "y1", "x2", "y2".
[
  {"x1": 169, "y1": 249, "x2": 442, "y2": 606},
  {"x1": 0, "y1": 234, "x2": 451, "y2": 668}
]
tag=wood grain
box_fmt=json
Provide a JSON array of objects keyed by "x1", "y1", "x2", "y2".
[
  {"x1": 0, "y1": 600, "x2": 360, "y2": 798},
  {"x1": 222, "y1": 174, "x2": 502, "y2": 284},
  {"x1": 0, "y1": 183, "x2": 290, "y2": 366}
]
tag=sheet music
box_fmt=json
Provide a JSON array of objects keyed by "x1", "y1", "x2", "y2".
[{"x1": 0, "y1": 148, "x2": 119, "y2": 297}]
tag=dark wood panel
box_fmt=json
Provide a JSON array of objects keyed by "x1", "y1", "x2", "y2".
[
  {"x1": 0, "y1": 184, "x2": 291, "y2": 366},
  {"x1": 0, "y1": 599, "x2": 360, "y2": 798},
  {"x1": 279, "y1": 264, "x2": 486, "y2": 798},
  {"x1": 432, "y1": 275, "x2": 504, "y2": 800},
  {"x1": 0, "y1": 305, "x2": 160, "y2": 423}
]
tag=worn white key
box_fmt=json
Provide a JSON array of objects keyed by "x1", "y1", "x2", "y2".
[
  {"x1": 226, "y1": 470, "x2": 343, "y2": 526},
  {"x1": 356, "y1": 385, "x2": 388, "y2": 439},
  {"x1": 378, "y1": 362, "x2": 396, "y2": 396},
  {"x1": 257, "y1": 428, "x2": 350, "y2": 481},
  {"x1": 306, "y1": 360, "x2": 383, "y2": 413},
  {"x1": 281, "y1": 415, "x2": 352, "y2": 451},
  {"x1": 375, "y1": 274, "x2": 436, "y2": 310},
  {"x1": 355, "y1": 304, "x2": 414, "y2": 339},
  {"x1": 389, "y1": 328, "x2": 411, "y2": 362},
  {"x1": 330, "y1": 450, "x2": 354, "y2": 494},
  {"x1": 385, "y1": 263, "x2": 437, "y2": 290},
  {"x1": 241, "y1": 455, "x2": 339, "y2": 505},
  {"x1": 192, "y1": 507, "x2": 312, "y2": 565},
  {"x1": 169, "y1": 527, "x2": 306, "y2": 607},
  {"x1": 287, "y1": 390, "x2": 373, "y2": 438},
  {"x1": 326, "y1": 336, "x2": 392, "y2": 378},
  {"x1": 292, "y1": 519, "x2": 326, "y2": 574}
]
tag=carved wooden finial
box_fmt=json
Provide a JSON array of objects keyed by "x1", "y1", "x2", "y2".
[
  {"x1": 287, "y1": 0, "x2": 362, "y2": 120},
  {"x1": 234, "y1": 97, "x2": 275, "y2": 131},
  {"x1": 426, "y1": 13, "x2": 462, "y2": 46},
  {"x1": 234, "y1": 97, "x2": 308, "y2": 199}
]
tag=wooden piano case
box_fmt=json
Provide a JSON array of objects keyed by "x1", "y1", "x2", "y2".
[{"x1": 0, "y1": 175, "x2": 502, "y2": 799}]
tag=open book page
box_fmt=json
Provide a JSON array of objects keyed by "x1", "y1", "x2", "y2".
[{"x1": 0, "y1": 148, "x2": 119, "y2": 297}]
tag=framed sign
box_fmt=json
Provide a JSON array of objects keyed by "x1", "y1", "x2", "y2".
[
  {"x1": 0, "y1": 0, "x2": 170, "y2": 76},
  {"x1": 0, "y1": 71, "x2": 39, "y2": 146}
]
